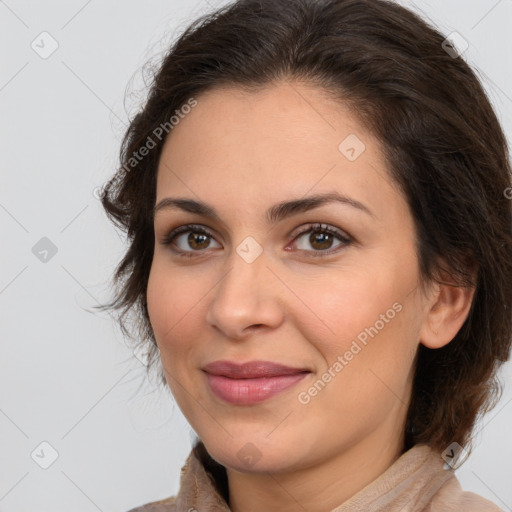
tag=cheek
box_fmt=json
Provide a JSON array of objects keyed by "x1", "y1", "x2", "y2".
[
  {"x1": 290, "y1": 268, "x2": 400, "y2": 346},
  {"x1": 291, "y1": 266, "x2": 418, "y2": 398},
  {"x1": 146, "y1": 261, "x2": 208, "y2": 405},
  {"x1": 146, "y1": 259, "x2": 205, "y2": 341},
  {"x1": 146, "y1": 260, "x2": 212, "y2": 394},
  {"x1": 293, "y1": 296, "x2": 417, "y2": 441}
]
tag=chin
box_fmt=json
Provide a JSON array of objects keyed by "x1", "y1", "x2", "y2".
[{"x1": 204, "y1": 434, "x2": 305, "y2": 475}]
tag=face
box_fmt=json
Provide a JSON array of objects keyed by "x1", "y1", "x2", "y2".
[{"x1": 147, "y1": 80, "x2": 431, "y2": 474}]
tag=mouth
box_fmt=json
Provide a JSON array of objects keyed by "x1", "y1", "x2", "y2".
[{"x1": 202, "y1": 360, "x2": 311, "y2": 405}]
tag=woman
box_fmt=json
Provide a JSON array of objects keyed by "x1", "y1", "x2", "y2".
[{"x1": 98, "y1": 0, "x2": 512, "y2": 510}]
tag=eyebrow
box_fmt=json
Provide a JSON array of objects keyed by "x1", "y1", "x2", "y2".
[{"x1": 152, "y1": 191, "x2": 375, "y2": 223}]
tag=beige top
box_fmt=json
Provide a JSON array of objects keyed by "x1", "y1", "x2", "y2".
[{"x1": 127, "y1": 442, "x2": 503, "y2": 511}]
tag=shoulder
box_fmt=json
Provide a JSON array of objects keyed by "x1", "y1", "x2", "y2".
[
  {"x1": 431, "y1": 473, "x2": 504, "y2": 511},
  {"x1": 125, "y1": 495, "x2": 177, "y2": 512}
]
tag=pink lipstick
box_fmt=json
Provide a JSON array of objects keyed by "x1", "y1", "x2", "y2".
[{"x1": 202, "y1": 360, "x2": 310, "y2": 405}]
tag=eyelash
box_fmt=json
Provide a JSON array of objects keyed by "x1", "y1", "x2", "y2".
[{"x1": 161, "y1": 222, "x2": 353, "y2": 259}]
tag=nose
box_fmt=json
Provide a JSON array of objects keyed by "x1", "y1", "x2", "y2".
[{"x1": 205, "y1": 247, "x2": 284, "y2": 340}]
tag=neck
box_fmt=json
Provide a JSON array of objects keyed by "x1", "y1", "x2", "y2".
[{"x1": 226, "y1": 427, "x2": 405, "y2": 512}]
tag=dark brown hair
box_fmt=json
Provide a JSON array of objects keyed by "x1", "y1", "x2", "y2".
[{"x1": 97, "y1": 0, "x2": 512, "y2": 456}]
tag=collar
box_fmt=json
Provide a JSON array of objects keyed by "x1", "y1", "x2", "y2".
[{"x1": 169, "y1": 440, "x2": 456, "y2": 512}]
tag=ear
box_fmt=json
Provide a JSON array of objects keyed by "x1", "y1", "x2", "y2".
[{"x1": 419, "y1": 262, "x2": 477, "y2": 350}]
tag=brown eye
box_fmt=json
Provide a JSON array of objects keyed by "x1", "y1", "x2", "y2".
[
  {"x1": 185, "y1": 231, "x2": 211, "y2": 250},
  {"x1": 291, "y1": 223, "x2": 352, "y2": 256},
  {"x1": 308, "y1": 231, "x2": 335, "y2": 250},
  {"x1": 162, "y1": 224, "x2": 221, "y2": 255}
]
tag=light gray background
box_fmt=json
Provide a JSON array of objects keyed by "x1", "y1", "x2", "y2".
[{"x1": 1, "y1": 0, "x2": 511, "y2": 511}]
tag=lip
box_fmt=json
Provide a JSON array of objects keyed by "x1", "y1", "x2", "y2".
[
  {"x1": 202, "y1": 360, "x2": 311, "y2": 405},
  {"x1": 202, "y1": 360, "x2": 310, "y2": 378}
]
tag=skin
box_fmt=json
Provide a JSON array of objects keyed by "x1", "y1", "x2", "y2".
[{"x1": 146, "y1": 80, "x2": 475, "y2": 512}]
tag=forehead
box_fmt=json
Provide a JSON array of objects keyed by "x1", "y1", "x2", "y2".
[
  {"x1": 161, "y1": 81, "x2": 368, "y2": 160},
  {"x1": 155, "y1": 80, "x2": 403, "y2": 224}
]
